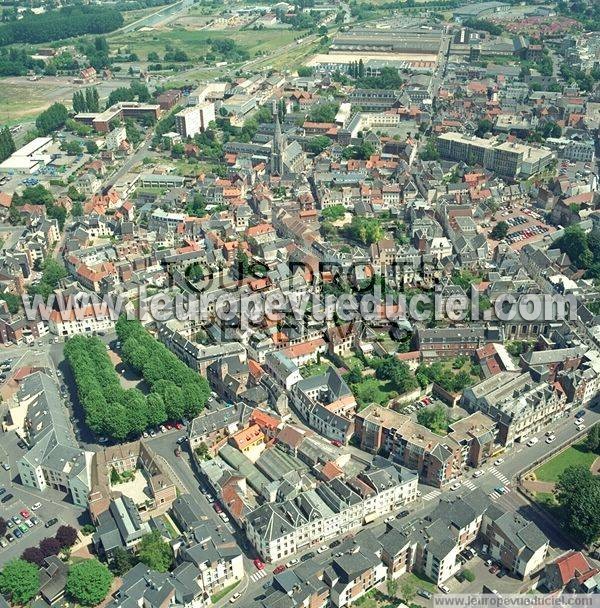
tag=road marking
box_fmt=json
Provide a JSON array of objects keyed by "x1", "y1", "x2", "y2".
[
  {"x1": 250, "y1": 570, "x2": 268, "y2": 582},
  {"x1": 421, "y1": 490, "x2": 441, "y2": 502}
]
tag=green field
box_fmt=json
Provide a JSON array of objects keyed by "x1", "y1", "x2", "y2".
[
  {"x1": 534, "y1": 443, "x2": 597, "y2": 483},
  {"x1": 109, "y1": 27, "x2": 299, "y2": 60}
]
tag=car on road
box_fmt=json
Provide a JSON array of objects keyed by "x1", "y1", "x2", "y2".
[
  {"x1": 31, "y1": 503, "x2": 41, "y2": 511},
  {"x1": 417, "y1": 589, "x2": 432, "y2": 599},
  {"x1": 473, "y1": 470, "x2": 484, "y2": 478},
  {"x1": 493, "y1": 458, "x2": 504, "y2": 466},
  {"x1": 1, "y1": 493, "x2": 13, "y2": 504},
  {"x1": 450, "y1": 482, "x2": 461, "y2": 491},
  {"x1": 45, "y1": 518, "x2": 58, "y2": 528},
  {"x1": 273, "y1": 565, "x2": 286, "y2": 574},
  {"x1": 20, "y1": 509, "x2": 30, "y2": 519},
  {"x1": 229, "y1": 592, "x2": 241, "y2": 603},
  {"x1": 174, "y1": 447, "x2": 182, "y2": 457},
  {"x1": 253, "y1": 558, "x2": 265, "y2": 570},
  {"x1": 495, "y1": 486, "x2": 507, "y2": 495},
  {"x1": 331, "y1": 440, "x2": 342, "y2": 447}
]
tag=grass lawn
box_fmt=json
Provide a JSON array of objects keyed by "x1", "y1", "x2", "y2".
[
  {"x1": 400, "y1": 571, "x2": 437, "y2": 594},
  {"x1": 0, "y1": 84, "x2": 62, "y2": 122},
  {"x1": 534, "y1": 443, "x2": 596, "y2": 483},
  {"x1": 300, "y1": 361, "x2": 329, "y2": 378},
  {"x1": 352, "y1": 377, "x2": 396, "y2": 410},
  {"x1": 211, "y1": 580, "x2": 240, "y2": 604},
  {"x1": 109, "y1": 28, "x2": 298, "y2": 61}
]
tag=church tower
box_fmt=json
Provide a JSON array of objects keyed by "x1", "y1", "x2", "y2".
[{"x1": 271, "y1": 102, "x2": 285, "y2": 176}]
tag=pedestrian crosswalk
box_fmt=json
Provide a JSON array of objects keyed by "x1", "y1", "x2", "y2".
[
  {"x1": 463, "y1": 480, "x2": 476, "y2": 490},
  {"x1": 250, "y1": 570, "x2": 268, "y2": 582},
  {"x1": 490, "y1": 468, "x2": 510, "y2": 485},
  {"x1": 422, "y1": 490, "x2": 441, "y2": 502}
]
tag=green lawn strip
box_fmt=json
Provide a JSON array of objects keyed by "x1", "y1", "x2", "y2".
[
  {"x1": 211, "y1": 580, "x2": 240, "y2": 604},
  {"x1": 534, "y1": 443, "x2": 596, "y2": 483}
]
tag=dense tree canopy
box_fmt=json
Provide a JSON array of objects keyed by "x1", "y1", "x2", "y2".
[
  {"x1": 35, "y1": 103, "x2": 69, "y2": 135},
  {"x1": 0, "y1": 559, "x2": 40, "y2": 605},
  {"x1": 116, "y1": 317, "x2": 210, "y2": 420},
  {"x1": 0, "y1": 6, "x2": 123, "y2": 46},
  {"x1": 556, "y1": 465, "x2": 600, "y2": 545},
  {"x1": 137, "y1": 531, "x2": 173, "y2": 572},
  {"x1": 66, "y1": 559, "x2": 113, "y2": 606}
]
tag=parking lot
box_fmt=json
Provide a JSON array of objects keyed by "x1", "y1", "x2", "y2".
[{"x1": 0, "y1": 430, "x2": 86, "y2": 565}]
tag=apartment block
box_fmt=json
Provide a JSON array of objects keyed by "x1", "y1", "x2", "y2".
[
  {"x1": 437, "y1": 132, "x2": 555, "y2": 178},
  {"x1": 175, "y1": 102, "x2": 216, "y2": 138}
]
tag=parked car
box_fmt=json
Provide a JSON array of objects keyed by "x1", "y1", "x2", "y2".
[
  {"x1": 438, "y1": 585, "x2": 451, "y2": 594},
  {"x1": 329, "y1": 540, "x2": 341, "y2": 549},
  {"x1": 301, "y1": 552, "x2": 315, "y2": 562},
  {"x1": 527, "y1": 437, "x2": 539, "y2": 447},
  {"x1": 31, "y1": 503, "x2": 41, "y2": 511},
  {"x1": 20, "y1": 509, "x2": 30, "y2": 519},
  {"x1": 213, "y1": 502, "x2": 222, "y2": 514},
  {"x1": 0, "y1": 538, "x2": 6, "y2": 547},
  {"x1": 45, "y1": 518, "x2": 58, "y2": 528},
  {"x1": 576, "y1": 410, "x2": 586, "y2": 419},
  {"x1": 317, "y1": 545, "x2": 327, "y2": 554},
  {"x1": 13, "y1": 528, "x2": 22, "y2": 539},
  {"x1": 417, "y1": 589, "x2": 432, "y2": 599},
  {"x1": 397, "y1": 510, "x2": 409, "y2": 518},
  {"x1": 286, "y1": 558, "x2": 299, "y2": 567},
  {"x1": 493, "y1": 458, "x2": 504, "y2": 466},
  {"x1": 30, "y1": 516, "x2": 39, "y2": 526},
  {"x1": 5, "y1": 534, "x2": 13, "y2": 543},
  {"x1": 12, "y1": 516, "x2": 21, "y2": 525},
  {"x1": 273, "y1": 565, "x2": 286, "y2": 574},
  {"x1": 0, "y1": 488, "x2": 6, "y2": 497},
  {"x1": 489, "y1": 564, "x2": 500, "y2": 574},
  {"x1": 2, "y1": 463, "x2": 10, "y2": 471},
  {"x1": 331, "y1": 439, "x2": 342, "y2": 447},
  {"x1": 0, "y1": 493, "x2": 12, "y2": 504},
  {"x1": 546, "y1": 434, "x2": 556, "y2": 444}
]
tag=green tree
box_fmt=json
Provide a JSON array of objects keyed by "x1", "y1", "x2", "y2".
[
  {"x1": 35, "y1": 102, "x2": 68, "y2": 135},
  {"x1": 586, "y1": 425, "x2": 600, "y2": 454},
  {"x1": 111, "y1": 547, "x2": 137, "y2": 576},
  {"x1": 417, "y1": 404, "x2": 449, "y2": 434},
  {"x1": 0, "y1": 558, "x2": 40, "y2": 605},
  {"x1": 66, "y1": 558, "x2": 113, "y2": 606},
  {"x1": 556, "y1": 465, "x2": 600, "y2": 545},
  {"x1": 490, "y1": 221, "x2": 509, "y2": 240},
  {"x1": 137, "y1": 531, "x2": 173, "y2": 572},
  {"x1": 321, "y1": 204, "x2": 346, "y2": 222},
  {"x1": 306, "y1": 135, "x2": 332, "y2": 155}
]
